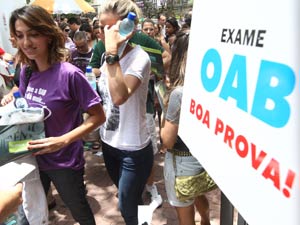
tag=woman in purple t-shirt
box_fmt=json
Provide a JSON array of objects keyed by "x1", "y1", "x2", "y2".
[{"x1": 9, "y1": 5, "x2": 105, "y2": 225}]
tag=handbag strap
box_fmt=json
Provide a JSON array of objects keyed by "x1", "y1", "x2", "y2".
[{"x1": 24, "y1": 66, "x2": 32, "y2": 89}]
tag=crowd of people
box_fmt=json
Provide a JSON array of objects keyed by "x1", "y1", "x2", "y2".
[{"x1": 0, "y1": 0, "x2": 214, "y2": 225}]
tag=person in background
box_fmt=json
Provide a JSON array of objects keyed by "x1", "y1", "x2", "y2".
[
  {"x1": 92, "y1": 24, "x2": 102, "y2": 42},
  {"x1": 0, "y1": 183, "x2": 23, "y2": 223},
  {"x1": 182, "y1": 11, "x2": 192, "y2": 30},
  {"x1": 165, "y1": 17, "x2": 180, "y2": 48},
  {"x1": 141, "y1": 18, "x2": 165, "y2": 206},
  {"x1": 59, "y1": 22, "x2": 75, "y2": 50},
  {"x1": 0, "y1": 47, "x2": 13, "y2": 62},
  {"x1": 60, "y1": 16, "x2": 68, "y2": 24},
  {"x1": 69, "y1": 31, "x2": 93, "y2": 73},
  {"x1": 69, "y1": 29, "x2": 101, "y2": 176},
  {"x1": 67, "y1": 16, "x2": 81, "y2": 40},
  {"x1": 158, "y1": 13, "x2": 167, "y2": 38},
  {"x1": 80, "y1": 17, "x2": 90, "y2": 26},
  {"x1": 79, "y1": 23, "x2": 98, "y2": 49},
  {"x1": 71, "y1": 29, "x2": 102, "y2": 153},
  {"x1": 1, "y1": 36, "x2": 19, "y2": 105},
  {"x1": 141, "y1": 19, "x2": 155, "y2": 37},
  {"x1": 92, "y1": 17, "x2": 99, "y2": 27},
  {"x1": 141, "y1": 18, "x2": 169, "y2": 143},
  {"x1": 152, "y1": 22, "x2": 170, "y2": 53},
  {"x1": 0, "y1": 46, "x2": 14, "y2": 100},
  {"x1": 160, "y1": 30, "x2": 212, "y2": 225},
  {"x1": 0, "y1": 46, "x2": 15, "y2": 100},
  {"x1": 10, "y1": 5, "x2": 105, "y2": 225},
  {"x1": 153, "y1": 23, "x2": 161, "y2": 39},
  {"x1": 97, "y1": 0, "x2": 153, "y2": 224}
]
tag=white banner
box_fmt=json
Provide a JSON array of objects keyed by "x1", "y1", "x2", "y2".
[{"x1": 179, "y1": 1, "x2": 299, "y2": 225}]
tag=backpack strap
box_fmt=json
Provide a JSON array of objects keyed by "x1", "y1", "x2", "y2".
[{"x1": 24, "y1": 66, "x2": 32, "y2": 89}]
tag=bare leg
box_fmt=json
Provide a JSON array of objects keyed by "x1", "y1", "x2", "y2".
[
  {"x1": 194, "y1": 195, "x2": 211, "y2": 225},
  {"x1": 175, "y1": 204, "x2": 196, "y2": 225}
]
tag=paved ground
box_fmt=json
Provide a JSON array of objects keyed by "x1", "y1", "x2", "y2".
[{"x1": 48, "y1": 149, "x2": 224, "y2": 225}]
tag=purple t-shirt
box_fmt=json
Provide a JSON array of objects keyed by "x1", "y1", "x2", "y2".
[
  {"x1": 19, "y1": 62, "x2": 101, "y2": 171},
  {"x1": 70, "y1": 48, "x2": 93, "y2": 73}
]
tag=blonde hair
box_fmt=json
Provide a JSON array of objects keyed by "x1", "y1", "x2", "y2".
[{"x1": 99, "y1": 0, "x2": 142, "y2": 25}]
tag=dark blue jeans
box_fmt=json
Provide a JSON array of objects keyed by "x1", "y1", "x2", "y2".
[
  {"x1": 102, "y1": 142, "x2": 153, "y2": 225},
  {"x1": 39, "y1": 168, "x2": 95, "y2": 225}
]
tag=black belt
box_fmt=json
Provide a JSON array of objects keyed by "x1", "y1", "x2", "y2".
[{"x1": 167, "y1": 149, "x2": 192, "y2": 157}]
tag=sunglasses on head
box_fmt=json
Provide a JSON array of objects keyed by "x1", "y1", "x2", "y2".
[{"x1": 64, "y1": 28, "x2": 70, "y2": 32}]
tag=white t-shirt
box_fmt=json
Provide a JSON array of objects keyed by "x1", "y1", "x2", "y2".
[{"x1": 98, "y1": 45, "x2": 151, "y2": 150}]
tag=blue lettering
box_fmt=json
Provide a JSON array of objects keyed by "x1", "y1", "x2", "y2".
[
  {"x1": 201, "y1": 48, "x2": 222, "y2": 92},
  {"x1": 219, "y1": 55, "x2": 248, "y2": 111},
  {"x1": 251, "y1": 60, "x2": 295, "y2": 128}
]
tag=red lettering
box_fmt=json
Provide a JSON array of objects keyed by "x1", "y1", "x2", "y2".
[
  {"x1": 262, "y1": 158, "x2": 280, "y2": 190},
  {"x1": 196, "y1": 103, "x2": 203, "y2": 120},
  {"x1": 202, "y1": 110, "x2": 210, "y2": 128},
  {"x1": 251, "y1": 143, "x2": 267, "y2": 170},
  {"x1": 189, "y1": 98, "x2": 298, "y2": 199},
  {"x1": 214, "y1": 118, "x2": 224, "y2": 135},
  {"x1": 235, "y1": 135, "x2": 248, "y2": 158},
  {"x1": 224, "y1": 125, "x2": 234, "y2": 148},
  {"x1": 190, "y1": 98, "x2": 195, "y2": 114},
  {"x1": 282, "y1": 169, "x2": 296, "y2": 198}
]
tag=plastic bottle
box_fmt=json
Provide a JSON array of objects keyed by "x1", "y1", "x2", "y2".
[
  {"x1": 7, "y1": 60, "x2": 15, "y2": 75},
  {"x1": 85, "y1": 66, "x2": 97, "y2": 91},
  {"x1": 118, "y1": 12, "x2": 136, "y2": 57},
  {"x1": 13, "y1": 91, "x2": 28, "y2": 108}
]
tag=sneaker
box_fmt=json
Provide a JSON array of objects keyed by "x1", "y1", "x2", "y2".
[
  {"x1": 146, "y1": 184, "x2": 163, "y2": 207},
  {"x1": 150, "y1": 194, "x2": 163, "y2": 209}
]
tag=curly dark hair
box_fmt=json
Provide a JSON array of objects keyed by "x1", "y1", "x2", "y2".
[{"x1": 166, "y1": 17, "x2": 180, "y2": 32}]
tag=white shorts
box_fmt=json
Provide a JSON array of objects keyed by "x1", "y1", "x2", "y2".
[{"x1": 164, "y1": 151, "x2": 204, "y2": 207}]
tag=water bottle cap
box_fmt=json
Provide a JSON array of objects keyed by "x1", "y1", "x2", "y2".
[
  {"x1": 127, "y1": 12, "x2": 136, "y2": 21},
  {"x1": 13, "y1": 91, "x2": 21, "y2": 98},
  {"x1": 86, "y1": 66, "x2": 92, "y2": 73},
  {"x1": 9, "y1": 60, "x2": 14, "y2": 65}
]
